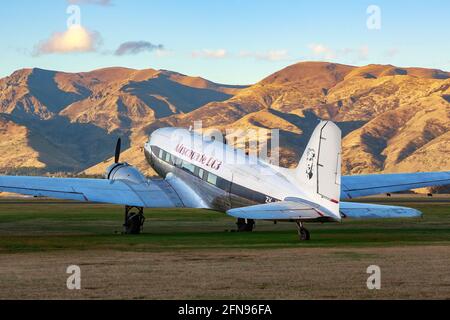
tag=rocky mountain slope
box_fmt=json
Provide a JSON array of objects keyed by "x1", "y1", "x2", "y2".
[
  {"x1": 1, "y1": 62, "x2": 449, "y2": 178},
  {"x1": 0, "y1": 67, "x2": 245, "y2": 173}
]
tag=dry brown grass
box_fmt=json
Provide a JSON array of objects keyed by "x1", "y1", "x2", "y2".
[{"x1": 1, "y1": 246, "x2": 448, "y2": 300}]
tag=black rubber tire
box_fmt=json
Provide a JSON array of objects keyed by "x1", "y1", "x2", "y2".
[
  {"x1": 299, "y1": 228, "x2": 310, "y2": 241},
  {"x1": 126, "y1": 214, "x2": 143, "y2": 234},
  {"x1": 236, "y1": 218, "x2": 255, "y2": 232}
]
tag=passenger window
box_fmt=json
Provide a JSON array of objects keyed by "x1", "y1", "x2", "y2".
[
  {"x1": 159, "y1": 149, "x2": 164, "y2": 159},
  {"x1": 198, "y1": 168, "x2": 204, "y2": 179},
  {"x1": 182, "y1": 161, "x2": 195, "y2": 174},
  {"x1": 207, "y1": 173, "x2": 217, "y2": 185},
  {"x1": 173, "y1": 156, "x2": 182, "y2": 167},
  {"x1": 164, "y1": 152, "x2": 171, "y2": 163}
]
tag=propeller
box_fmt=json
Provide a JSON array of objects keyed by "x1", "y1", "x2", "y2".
[{"x1": 114, "y1": 138, "x2": 122, "y2": 164}]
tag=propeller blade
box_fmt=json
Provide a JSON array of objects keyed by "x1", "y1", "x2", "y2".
[{"x1": 114, "y1": 138, "x2": 121, "y2": 163}]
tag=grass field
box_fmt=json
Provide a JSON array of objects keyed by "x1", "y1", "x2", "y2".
[{"x1": 0, "y1": 197, "x2": 449, "y2": 299}]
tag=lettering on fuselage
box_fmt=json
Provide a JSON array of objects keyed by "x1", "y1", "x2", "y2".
[{"x1": 175, "y1": 143, "x2": 222, "y2": 171}]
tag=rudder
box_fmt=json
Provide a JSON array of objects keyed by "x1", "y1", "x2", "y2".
[{"x1": 294, "y1": 121, "x2": 342, "y2": 217}]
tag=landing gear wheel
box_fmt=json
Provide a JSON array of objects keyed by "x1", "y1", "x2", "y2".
[
  {"x1": 296, "y1": 221, "x2": 310, "y2": 241},
  {"x1": 126, "y1": 213, "x2": 145, "y2": 234},
  {"x1": 236, "y1": 218, "x2": 255, "y2": 232},
  {"x1": 299, "y1": 227, "x2": 310, "y2": 241},
  {"x1": 123, "y1": 206, "x2": 145, "y2": 234}
]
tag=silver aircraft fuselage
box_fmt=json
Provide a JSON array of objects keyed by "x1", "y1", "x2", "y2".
[{"x1": 144, "y1": 127, "x2": 309, "y2": 212}]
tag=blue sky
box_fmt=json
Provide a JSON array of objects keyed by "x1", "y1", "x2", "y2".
[{"x1": 1, "y1": 0, "x2": 449, "y2": 84}]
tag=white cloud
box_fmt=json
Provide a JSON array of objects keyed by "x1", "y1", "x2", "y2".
[
  {"x1": 358, "y1": 45, "x2": 369, "y2": 60},
  {"x1": 308, "y1": 43, "x2": 336, "y2": 59},
  {"x1": 192, "y1": 49, "x2": 228, "y2": 59},
  {"x1": 385, "y1": 47, "x2": 399, "y2": 58},
  {"x1": 239, "y1": 50, "x2": 289, "y2": 61},
  {"x1": 155, "y1": 49, "x2": 173, "y2": 58},
  {"x1": 340, "y1": 45, "x2": 370, "y2": 62},
  {"x1": 191, "y1": 48, "x2": 290, "y2": 61},
  {"x1": 308, "y1": 44, "x2": 370, "y2": 62},
  {"x1": 67, "y1": 0, "x2": 112, "y2": 5},
  {"x1": 33, "y1": 25, "x2": 101, "y2": 56}
]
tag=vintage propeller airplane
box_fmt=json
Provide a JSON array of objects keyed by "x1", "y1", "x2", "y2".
[{"x1": 1, "y1": 120, "x2": 449, "y2": 240}]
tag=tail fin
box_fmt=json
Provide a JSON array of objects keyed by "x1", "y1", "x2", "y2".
[{"x1": 294, "y1": 121, "x2": 342, "y2": 219}]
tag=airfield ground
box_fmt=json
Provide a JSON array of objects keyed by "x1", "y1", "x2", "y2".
[{"x1": 0, "y1": 197, "x2": 449, "y2": 299}]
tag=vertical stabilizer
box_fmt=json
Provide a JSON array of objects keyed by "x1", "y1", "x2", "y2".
[{"x1": 293, "y1": 121, "x2": 342, "y2": 219}]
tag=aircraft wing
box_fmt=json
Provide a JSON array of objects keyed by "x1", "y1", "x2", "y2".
[
  {"x1": 341, "y1": 171, "x2": 450, "y2": 199},
  {"x1": 0, "y1": 176, "x2": 185, "y2": 208}
]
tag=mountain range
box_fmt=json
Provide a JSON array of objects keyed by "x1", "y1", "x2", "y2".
[{"x1": 1, "y1": 62, "x2": 449, "y2": 180}]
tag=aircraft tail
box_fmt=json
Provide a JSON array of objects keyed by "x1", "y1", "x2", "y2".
[{"x1": 293, "y1": 121, "x2": 342, "y2": 219}]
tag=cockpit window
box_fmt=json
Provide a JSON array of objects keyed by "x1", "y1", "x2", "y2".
[{"x1": 151, "y1": 146, "x2": 160, "y2": 156}]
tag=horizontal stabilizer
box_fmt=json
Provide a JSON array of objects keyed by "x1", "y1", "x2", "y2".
[
  {"x1": 227, "y1": 198, "x2": 340, "y2": 221},
  {"x1": 340, "y1": 202, "x2": 422, "y2": 219}
]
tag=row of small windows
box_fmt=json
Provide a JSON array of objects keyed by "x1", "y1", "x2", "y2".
[
  {"x1": 148, "y1": 145, "x2": 281, "y2": 204},
  {"x1": 152, "y1": 146, "x2": 225, "y2": 189}
]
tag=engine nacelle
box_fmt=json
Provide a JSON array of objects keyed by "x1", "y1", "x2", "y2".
[{"x1": 105, "y1": 163, "x2": 147, "y2": 184}]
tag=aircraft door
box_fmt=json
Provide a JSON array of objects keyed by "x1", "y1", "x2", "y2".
[{"x1": 227, "y1": 172, "x2": 233, "y2": 209}]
